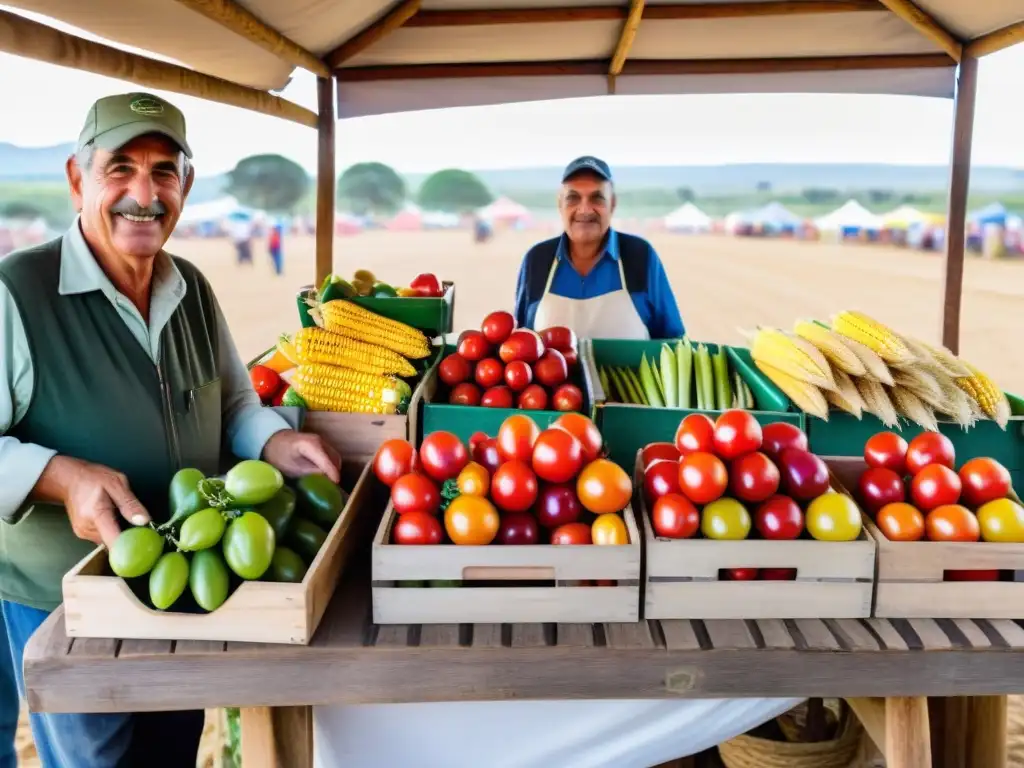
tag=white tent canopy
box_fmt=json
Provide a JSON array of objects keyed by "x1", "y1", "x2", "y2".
[
  {"x1": 814, "y1": 199, "x2": 883, "y2": 231},
  {"x1": 664, "y1": 202, "x2": 712, "y2": 232},
  {"x1": 478, "y1": 196, "x2": 531, "y2": 223},
  {"x1": 177, "y1": 195, "x2": 250, "y2": 225}
]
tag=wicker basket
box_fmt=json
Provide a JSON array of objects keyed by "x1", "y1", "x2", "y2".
[{"x1": 718, "y1": 700, "x2": 863, "y2": 768}]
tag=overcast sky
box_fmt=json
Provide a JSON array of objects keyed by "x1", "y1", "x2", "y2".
[{"x1": 1, "y1": 7, "x2": 1022, "y2": 177}]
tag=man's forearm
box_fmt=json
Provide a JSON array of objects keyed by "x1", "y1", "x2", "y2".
[{"x1": 0, "y1": 436, "x2": 58, "y2": 523}]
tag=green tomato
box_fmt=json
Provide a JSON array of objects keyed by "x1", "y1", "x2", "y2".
[
  {"x1": 167, "y1": 468, "x2": 206, "y2": 528},
  {"x1": 256, "y1": 486, "x2": 297, "y2": 540},
  {"x1": 223, "y1": 512, "x2": 276, "y2": 580},
  {"x1": 109, "y1": 526, "x2": 165, "y2": 579},
  {"x1": 189, "y1": 549, "x2": 230, "y2": 612},
  {"x1": 148, "y1": 551, "x2": 190, "y2": 610},
  {"x1": 285, "y1": 518, "x2": 327, "y2": 562},
  {"x1": 269, "y1": 547, "x2": 307, "y2": 583},
  {"x1": 225, "y1": 460, "x2": 284, "y2": 507},
  {"x1": 296, "y1": 474, "x2": 347, "y2": 530},
  {"x1": 177, "y1": 508, "x2": 226, "y2": 552}
]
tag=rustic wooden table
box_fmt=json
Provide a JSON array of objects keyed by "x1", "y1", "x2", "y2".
[{"x1": 24, "y1": 560, "x2": 1020, "y2": 768}]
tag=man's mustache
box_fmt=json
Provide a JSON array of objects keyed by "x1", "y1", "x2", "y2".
[{"x1": 111, "y1": 197, "x2": 167, "y2": 217}]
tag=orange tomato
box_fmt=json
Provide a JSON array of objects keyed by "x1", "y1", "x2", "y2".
[
  {"x1": 925, "y1": 504, "x2": 980, "y2": 542},
  {"x1": 576, "y1": 459, "x2": 632, "y2": 514},
  {"x1": 591, "y1": 513, "x2": 629, "y2": 545},
  {"x1": 456, "y1": 461, "x2": 490, "y2": 497},
  {"x1": 876, "y1": 502, "x2": 925, "y2": 542},
  {"x1": 444, "y1": 495, "x2": 500, "y2": 545}
]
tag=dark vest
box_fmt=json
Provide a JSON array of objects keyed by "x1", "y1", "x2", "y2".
[
  {"x1": 0, "y1": 237, "x2": 223, "y2": 610},
  {"x1": 522, "y1": 232, "x2": 649, "y2": 307}
]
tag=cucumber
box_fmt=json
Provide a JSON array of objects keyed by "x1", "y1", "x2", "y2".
[
  {"x1": 639, "y1": 355, "x2": 664, "y2": 408},
  {"x1": 678, "y1": 338, "x2": 693, "y2": 409},
  {"x1": 661, "y1": 343, "x2": 678, "y2": 408}
]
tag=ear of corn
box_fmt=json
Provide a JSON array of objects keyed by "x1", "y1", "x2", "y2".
[
  {"x1": 793, "y1": 321, "x2": 867, "y2": 377},
  {"x1": 754, "y1": 361, "x2": 829, "y2": 420},
  {"x1": 290, "y1": 364, "x2": 412, "y2": 413},
  {"x1": 292, "y1": 326, "x2": 417, "y2": 377},
  {"x1": 890, "y1": 386, "x2": 939, "y2": 432},
  {"x1": 824, "y1": 368, "x2": 864, "y2": 419},
  {"x1": 838, "y1": 336, "x2": 894, "y2": 386},
  {"x1": 313, "y1": 299, "x2": 431, "y2": 360},
  {"x1": 832, "y1": 311, "x2": 916, "y2": 365},
  {"x1": 751, "y1": 327, "x2": 836, "y2": 390},
  {"x1": 956, "y1": 362, "x2": 1011, "y2": 429},
  {"x1": 856, "y1": 377, "x2": 899, "y2": 428}
]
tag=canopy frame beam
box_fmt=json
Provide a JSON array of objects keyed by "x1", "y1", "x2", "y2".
[
  {"x1": 874, "y1": 0, "x2": 962, "y2": 61},
  {"x1": 965, "y1": 21, "x2": 1024, "y2": 58},
  {"x1": 327, "y1": 0, "x2": 421, "y2": 68},
  {"x1": 608, "y1": 0, "x2": 646, "y2": 94}
]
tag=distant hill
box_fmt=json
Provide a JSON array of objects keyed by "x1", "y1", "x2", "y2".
[{"x1": 0, "y1": 142, "x2": 75, "y2": 180}]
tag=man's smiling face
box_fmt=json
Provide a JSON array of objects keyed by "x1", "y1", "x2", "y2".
[{"x1": 559, "y1": 172, "x2": 616, "y2": 247}]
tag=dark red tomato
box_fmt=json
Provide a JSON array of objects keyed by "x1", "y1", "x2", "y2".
[
  {"x1": 474, "y1": 358, "x2": 504, "y2": 389},
  {"x1": 497, "y1": 414, "x2": 541, "y2": 462},
  {"x1": 754, "y1": 495, "x2": 804, "y2": 540},
  {"x1": 730, "y1": 451, "x2": 781, "y2": 503},
  {"x1": 419, "y1": 431, "x2": 469, "y2": 482},
  {"x1": 561, "y1": 348, "x2": 579, "y2": 367},
  {"x1": 471, "y1": 437, "x2": 503, "y2": 476},
  {"x1": 761, "y1": 422, "x2": 808, "y2": 460},
  {"x1": 552, "y1": 413, "x2": 602, "y2": 462},
  {"x1": 491, "y1": 460, "x2": 539, "y2": 513},
  {"x1": 469, "y1": 431, "x2": 489, "y2": 453},
  {"x1": 504, "y1": 360, "x2": 533, "y2": 392},
  {"x1": 713, "y1": 409, "x2": 763, "y2": 460},
  {"x1": 457, "y1": 330, "x2": 490, "y2": 362},
  {"x1": 531, "y1": 428, "x2": 585, "y2": 484},
  {"x1": 438, "y1": 353, "x2": 472, "y2": 386},
  {"x1": 651, "y1": 493, "x2": 699, "y2": 539},
  {"x1": 550, "y1": 522, "x2": 592, "y2": 545},
  {"x1": 448, "y1": 382, "x2": 481, "y2": 406},
  {"x1": 959, "y1": 457, "x2": 1012, "y2": 508},
  {"x1": 497, "y1": 512, "x2": 540, "y2": 545},
  {"x1": 678, "y1": 451, "x2": 728, "y2": 505},
  {"x1": 864, "y1": 431, "x2": 909, "y2": 475},
  {"x1": 373, "y1": 439, "x2": 418, "y2": 487},
  {"x1": 642, "y1": 442, "x2": 681, "y2": 470},
  {"x1": 532, "y1": 349, "x2": 569, "y2": 388},
  {"x1": 946, "y1": 569, "x2": 1000, "y2": 582},
  {"x1": 777, "y1": 447, "x2": 830, "y2": 500},
  {"x1": 518, "y1": 384, "x2": 549, "y2": 411},
  {"x1": 723, "y1": 568, "x2": 758, "y2": 581},
  {"x1": 535, "y1": 483, "x2": 582, "y2": 528},
  {"x1": 905, "y1": 432, "x2": 955, "y2": 475},
  {"x1": 480, "y1": 386, "x2": 515, "y2": 408},
  {"x1": 250, "y1": 364, "x2": 281, "y2": 402},
  {"x1": 857, "y1": 467, "x2": 906, "y2": 514},
  {"x1": 481, "y1": 311, "x2": 516, "y2": 345},
  {"x1": 539, "y1": 326, "x2": 578, "y2": 354},
  {"x1": 675, "y1": 413, "x2": 715, "y2": 455},
  {"x1": 644, "y1": 459, "x2": 681, "y2": 503},
  {"x1": 499, "y1": 329, "x2": 544, "y2": 364},
  {"x1": 551, "y1": 384, "x2": 583, "y2": 412},
  {"x1": 392, "y1": 510, "x2": 443, "y2": 545},
  {"x1": 761, "y1": 568, "x2": 797, "y2": 581},
  {"x1": 391, "y1": 473, "x2": 440, "y2": 515},
  {"x1": 911, "y1": 463, "x2": 962, "y2": 512}
]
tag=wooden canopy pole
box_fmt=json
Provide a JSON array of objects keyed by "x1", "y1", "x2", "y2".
[
  {"x1": 966, "y1": 21, "x2": 1024, "y2": 58},
  {"x1": 315, "y1": 76, "x2": 336, "y2": 287},
  {"x1": 608, "y1": 0, "x2": 645, "y2": 94},
  {"x1": 940, "y1": 54, "x2": 978, "y2": 353}
]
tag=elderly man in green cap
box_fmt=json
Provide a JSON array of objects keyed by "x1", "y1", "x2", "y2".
[{"x1": 0, "y1": 92, "x2": 341, "y2": 766}]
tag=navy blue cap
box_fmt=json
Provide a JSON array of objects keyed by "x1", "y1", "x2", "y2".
[{"x1": 562, "y1": 155, "x2": 612, "y2": 183}]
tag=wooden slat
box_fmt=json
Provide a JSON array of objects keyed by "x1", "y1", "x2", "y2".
[
  {"x1": 375, "y1": 626, "x2": 412, "y2": 647},
  {"x1": 966, "y1": 21, "x2": 1024, "y2": 58},
  {"x1": 314, "y1": 568, "x2": 372, "y2": 647},
  {"x1": 604, "y1": 621, "x2": 656, "y2": 649},
  {"x1": 67, "y1": 637, "x2": 119, "y2": 658},
  {"x1": 472, "y1": 624, "x2": 503, "y2": 648},
  {"x1": 119, "y1": 639, "x2": 174, "y2": 658},
  {"x1": 950, "y1": 620, "x2": 992, "y2": 649},
  {"x1": 511, "y1": 624, "x2": 547, "y2": 648},
  {"x1": 420, "y1": 624, "x2": 461, "y2": 647},
  {"x1": 887, "y1": 697, "x2": 933, "y2": 767},
  {"x1": 793, "y1": 619, "x2": 841, "y2": 650},
  {"x1": 864, "y1": 619, "x2": 910, "y2": 650},
  {"x1": 315, "y1": 75, "x2": 335, "y2": 286},
  {"x1": 240, "y1": 707, "x2": 275, "y2": 768},
  {"x1": 825, "y1": 620, "x2": 882, "y2": 651},
  {"x1": 756, "y1": 620, "x2": 796, "y2": 649},
  {"x1": 659, "y1": 620, "x2": 702, "y2": 651},
  {"x1": 328, "y1": 0, "x2": 421, "y2": 68},
  {"x1": 608, "y1": 0, "x2": 645, "y2": 92},
  {"x1": 908, "y1": 619, "x2": 953, "y2": 650},
  {"x1": 875, "y1": 0, "x2": 962, "y2": 61},
  {"x1": 0, "y1": 10, "x2": 317, "y2": 128},
  {"x1": 703, "y1": 620, "x2": 757, "y2": 649},
  {"x1": 174, "y1": 640, "x2": 226, "y2": 655},
  {"x1": 557, "y1": 624, "x2": 595, "y2": 647},
  {"x1": 987, "y1": 619, "x2": 1024, "y2": 648},
  {"x1": 22, "y1": 608, "x2": 72, "y2": 662}
]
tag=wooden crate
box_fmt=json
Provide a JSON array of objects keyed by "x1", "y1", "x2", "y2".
[
  {"x1": 829, "y1": 456, "x2": 1024, "y2": 619},
  {"x1": 61, "y1": 462, "x2": 374, "y2": 645},
  {"x1": 371, "y1": 485, "x2": 642, "y2": 624},
  {"x1": 639, "y1": 454, "x2": 876, "y2": 620}
]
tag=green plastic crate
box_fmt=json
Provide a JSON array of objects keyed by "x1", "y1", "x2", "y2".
[
  {"x1": 296, "y1": 282, "x2": 455, "y2": 336},
  {"x1": 589, "y1": 339, "x2": 805, "y2": 471}
]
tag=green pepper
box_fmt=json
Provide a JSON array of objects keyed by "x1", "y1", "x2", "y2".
[
  {"x1": 162, "y1": 468, "x2": 206, "y2": 531},
  {"x1": 256, "y1": 486, "x2": 296, "y2": 540},
  {"x1": 296, "y1": 474, "x2": 347, "y2": 530},
  {"x1": 321, "y1": 277, "x2": 356, "y2": 302},
  {"x1": 285, "y1": 518, "x2": 328, "y2": 562},
  {"x1": 371, "y1": 282, "x2": 398, "y2": 298},
  {"x1": 281, "y1": 387, "x2": 306, "y2": 408}
]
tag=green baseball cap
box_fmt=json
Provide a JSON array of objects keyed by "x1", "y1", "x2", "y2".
[{"x1": 76, "y1": 92, "x2": 192, "y2": 159}]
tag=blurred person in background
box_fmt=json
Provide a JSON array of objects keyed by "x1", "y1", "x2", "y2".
[
  {"x1": 229, "y1": 213, "x2": 253, "y2": 265},
  {"x1": 268, "y1": 217, "x2": 284, "y2": 275}
]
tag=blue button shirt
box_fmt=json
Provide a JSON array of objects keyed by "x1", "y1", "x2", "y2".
[{"x1": 514, "y1": 230, "x2": 685, "y2": 339}]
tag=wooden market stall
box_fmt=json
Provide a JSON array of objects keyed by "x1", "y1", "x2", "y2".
[{"x1": 0, "y1": 1, "x2": 1023, "y2": 767}]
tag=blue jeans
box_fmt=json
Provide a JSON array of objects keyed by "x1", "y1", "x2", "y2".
[
  {"x1": 1, "y1": 600, "x2": 203, "y2": 768},
  {"x1": 0, "y1": 617, "x2": 17, "y2": 768}
]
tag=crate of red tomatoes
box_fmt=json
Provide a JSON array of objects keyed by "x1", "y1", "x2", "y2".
[
  {"x1": 829, "y1": 430, "x2": 1024, "y2": 619},
  {"x1": 370, "y1": 412, "x2": 641, "y2": 624},
  {"x1": 638, "y1": 410, "x2": 876, "y2": 619}
]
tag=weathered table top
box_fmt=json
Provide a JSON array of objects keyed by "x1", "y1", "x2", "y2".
[{"x1": 25, "y1": 560, "x2": 1024, "y2": 714}]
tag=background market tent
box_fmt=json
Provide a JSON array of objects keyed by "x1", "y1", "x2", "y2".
[
  {"x1": 479, "y1": 196, "x2": 532, "y2": 228},
  {"x1": 881, "y1": 204, "x2": 930, "y2": 230},
  {"x1": 741, "y1": 202, "x2": 805, "y2": 235},
  {"x1": 177, "y1": 195, "x2": 251, "y2": 227},
  {"x1": 969, "y1": 202, "x2": 1011, "y2": 227},
  {"x1": 421, "y1": 210, "x2": 462, "y2": 229},
  {"x1": 664, "y1": 202, "x2": 712, "y2": 233},
  {"x1": 387, "y1": 203, "x2": 424, "y2": 232},
  {"x1": 813, "y1": 199, "x2": 883, "y2": 238}
]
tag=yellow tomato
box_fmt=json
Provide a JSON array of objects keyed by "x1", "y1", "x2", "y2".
[
  {"x1": 806, "y1": 492, "x2": 862, "y2": 541},
  {"x1": 977, "y1": 498, "x2": 1024, "y2": 543},
  {"x1": 456, "y1": 461, "x2": 490, "y2": 497},
  {"x1": 591, "y1": 513, "x2": 629, "y2": 546},
  {"x1": 444, "y1": 494, "x2": 499, "y2": 545},
  {"x1": 701, "y1": 498, "x2": 751, "y2": 540}
]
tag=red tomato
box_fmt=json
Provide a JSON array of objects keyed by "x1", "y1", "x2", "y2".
[
  {"x1": 469, "y1": 431, "x2": 489, "y2": 453},
  {"x1": 391, "y1": 474, "x2": 440, "y2": 515},
  {"x1": 906, "y1": 432, "x2": 955, "y2": 475},
  {"x1": 651, "y1": 493, "x2": 700, "y2": 539},
  {"x1": 946, "y1": 569, "x2": 1000, "y2": 582},
  {"x1": 864, "y1": 431, "x2": 909, "y2": 475},
  {"x1": 481, "y1": 386, "x2": 515, "y2": 408},
  {"x1": 474, "y1": 358, "x2": 504, "y2": 389},
  {"x1": 373, "y1": 439, "x2": 417, "y2": 487},
  {"x1": 531, "y1": 428, "x2": 585, "y2": 484},
  {"x1": 418, "y1": 431, "x2": 470, "y2": 482},
  {"x1": 457, "y1": 330, "x2": 490, "y2": 362},
  {"x1": 471, "y1": 437, "x2": 503, "y2": 476},
  {"x1": 438, "y1": 354, "x2": 472, "y2": 386},
  {"x1": 925, "y1": 504, "x2": 980, "y2": 542},
  {"x1": 577, "y1": 459, "x2": 633, "y2": 514},
  {"x1": 448, "y1": 382, "x2": 481, "y2": 406},
  {"x1": 642, "y1": 442, "x2": 681, "y2": 469},
  {"x1": 539, "y1": 326, "x2": 578, "y2": 354},
  {"x1": 675, "y1": 413, "x2": 715, "y2": 455},
  {"x1": 644, "y1": 459, "x2": 681, "y2": 503},
  {"x1": 517, "y1": 384, "x2": 549, "y2": 411},
  {"x1": 535, "y1": 483, "x2": 582, "y2": 528},
  {"x1": 271, "y1": 383, "x2": 288, "y2": 407},
  {"x1": 551, "y1": 384, "x2": 584, "y2": 412},
  {"x1": 550, "y1": 522, "x2": 592, "y2": 545},
  {"x1": 497, "y1": 512, "x2": 540, "y2": 545},
  {"x1": 552, "y1": 413, "x2": 602, "y2": 462},
  {"x1": 392, "y1": 510, "x2": 443, "y2": 545},
  {"x1": 410, "y1": 273, "x2": 442, "y2": 298},
  {"x1": 499, "y1": 329, "x2": 544, "y2": 364},
  {"x1": 959, "y1": 457, "x2": 1012, "y2": 508},
  {"x1": 723, "y1": 568, "x2": 758, "y2": 581},
  {"x1": 754, "y1": 494, "x2": 804, "y2": 540},
  {"x1": 678, "y1": 451, "x2": 728, "y2": 505},
  {"x1": 713, "y1": 409, "x2": 763, "y2": 460},
  {"x1": 249, "y1": 364, "x2": 281, "y2": 402},
  {"x1": 504, "y1": 360, "x2": 533, "y2": 392},
  {"x1": 561, "y1": 348, "x2": 579, "y2": 367},
  {"x1": 497, "y1": 414, "x2": 541, "y2": 461},
  {"x1": 911, "y1": 464, "x2": 962, "y2": 512},
  {"x1": 857, "y1": 467, "x2": 906, "y2": 514},
  {"x1": 491, "y1": 460, "x2": 539, "y2": 513},
  {"x1": 481, "y1": 311, "x2": 516, "y2": 345},
  {"x1": 532, "y1": 349, "x2": 569, "y2": 388},
  {"x1": 876, "y1": 502, "x2": 925, "y2": 542},
  {"x1": 761, "y1": 422, "x2": 808, "y2": 460},
  {"x1": 730, "y1": 451, "x2": 781, "y2": 503},
  {"x1": 760, "y1": 568, "x2": 797, "y2": 581}
]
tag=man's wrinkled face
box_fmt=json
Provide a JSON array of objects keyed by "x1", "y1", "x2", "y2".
[
  {"x1": 558, "y1": 172, "x2": 615, "y2": 246},
  {"x1": 67, "y1": 134, "x2": 192, "y2": 262}
]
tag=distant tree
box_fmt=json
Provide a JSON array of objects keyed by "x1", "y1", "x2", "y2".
[
  {"x1": 225, "y1": 154, "x2": 310, "y2": 213},
  {"x1": 0, "y1": 201, "x2": 44, "y2": 220},
  {"x1": 802, "y1": 187, "x2": 840, "y2": 205},
  {"x1": 336, "y1": 162, "x2": 406, "y2": 216},
  {"x1": 418, "y1": 169, "x2": 493, "y2": 212},
  {"x1": 867, "y1": 189, "x2": 895, "y2": 205},
  {"x1": 756, "y1": 181, "x2": 772, "y2": 193},
  {"x1": 676, "y1": 187, "x2": 696, "y2": 203},
  {"x1": 901, "y1": 193, "x2": 927, "y2": 204}
]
